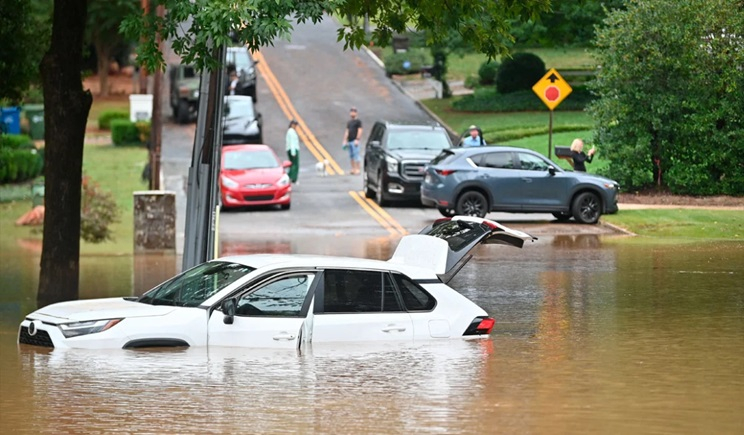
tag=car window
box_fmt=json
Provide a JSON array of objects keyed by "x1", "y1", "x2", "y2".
[
  {"x1": 236, "y1": 274, "x2": 314, "y2": 317},
  {"x1": 139, "y1": 262, "x2": 254, "y2": 307},
  {"x1": 393, "y1": 275, "x2": 436, "y2": 311},
  {"x1": 224, "y1": 150, "x2": 279, "y2": 170},
  {"x1": 182, "y1": 66, "x2": 196, "y2": 79},
  {"x1": 227, "y1": 49, "x2": 254, "y2": 71},
  {"x1": 224, "y1": 98, "x2": 255, "y2": 119},
  {"x1": 386, "y1": 130, "x2": 451, "y2": 151},
  {"x1": 322, "y1": 270, "x2": 402, "y2": 313},
  {"x1": 517, "y1": 152, "x2": 551, "y2": 171},
  {"x1": 430, "y1": 150, "x2": 458, "y2": 165},
  {"x1": 475, "y1": 152, "x2": 514, "y2": 169}
]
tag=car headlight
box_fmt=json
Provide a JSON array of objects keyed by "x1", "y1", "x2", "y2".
[
  {"x1": 192, "y1": 90, "x2": 199, "y2": 98},
  {"x1": 59, "y1": 319, "x2": 122, "y2": 338},
  {"x1": 603, "y1": 183, "x2": 616, "y2": 190},
  {"x1": 221, "y1": 176, "x2": 239, "y2": 188},
  {"x1": 277, "y1": 173, "x2": 290, "y2": 187},
  {"x1": 386, "y1": 156, "x2": 399, "y2": 174}
]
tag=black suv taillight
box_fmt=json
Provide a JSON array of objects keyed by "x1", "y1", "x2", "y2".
[{"x1": 462, "y1": 316, "x2": 495, "y2": 336}]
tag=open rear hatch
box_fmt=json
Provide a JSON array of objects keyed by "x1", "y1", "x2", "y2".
[{"x1": 389, "y1": 216, "x2": 537, "y2": 283}]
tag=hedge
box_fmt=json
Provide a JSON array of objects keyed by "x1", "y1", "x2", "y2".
[
  {"x1": 111, "y1": 119, "x2": 144, "y2": 146},
  {"x1": 98, "y1": 110, "x2": 130, "y2": 130},
  {"x1": 384, "y1": 49, "x2": 432, "y2": 76},
  {"x1": 1, "y1": 133, "x2": 33, "y2": 149},
  {"x1": 452, "y1": 86, "x2": 595, "y2": 112},
  {"x1": 0, "y1": 147, "x2": 44, "y2": 183}
]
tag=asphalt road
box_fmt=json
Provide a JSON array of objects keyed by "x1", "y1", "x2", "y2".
[{"x1": 160, "y1": 15, "x2": 618, "y2": 258}]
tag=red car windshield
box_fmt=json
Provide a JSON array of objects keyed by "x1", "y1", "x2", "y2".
[{"x1": 224, "y1": 150, "x2": 279, "y2": 170}]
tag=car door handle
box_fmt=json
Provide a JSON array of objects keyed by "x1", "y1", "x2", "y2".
[
  {"x1": 521, "y1": 178, "x2": 533, "y2": 183},
  {"x1": 272, "y1": 333, "x2": 296, "y2": 341},
  {"x1": 381, "y1": 325, "x2": 407, "y2": 333}
]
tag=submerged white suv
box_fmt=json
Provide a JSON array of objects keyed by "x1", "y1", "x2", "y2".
[{"x1": 18, "y1": 217, "x2": 536, "y2": 350}]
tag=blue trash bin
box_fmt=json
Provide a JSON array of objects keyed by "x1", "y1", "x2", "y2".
[{"x1": 1, "y1": 107, "x2": 22, "y2": 134}]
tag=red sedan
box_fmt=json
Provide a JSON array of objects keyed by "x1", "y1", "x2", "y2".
[{"x1": 220, "y1": 145, "x2": 292, "y2": 210}]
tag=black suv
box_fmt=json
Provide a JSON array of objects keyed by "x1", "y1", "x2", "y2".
[
  {"x1": 363, "y1": 121, "x2": 453, "y2": 205},
  {"x1": 226, "y1": 46, "x2": 258, "y2": 102}
]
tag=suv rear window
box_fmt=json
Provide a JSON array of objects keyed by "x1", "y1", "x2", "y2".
[{"x1": 430, "y1": 150, "x2": 458, "y2": 166}]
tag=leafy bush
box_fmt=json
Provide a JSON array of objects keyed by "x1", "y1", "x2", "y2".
[
  {"x1": 1, "y1": 133, "x2": 33, "y2": 149},
  {"x1": 110, "y1": 119, "x2": 141, "y2": 146},
  {"x1": 496, "y1": 52, "x2": 546, "y2": 94},
  {"x1": 478, "y1": 61, "x2": 500, "y2": 85},
  {"x1": 80, "y1": 175, "x2": 120, "y2": 243},
  {"x1": 384, "y1": 49, "x2": 432, "y2": 76},
  {"x1": 135, "y1": 121, "x2": 151, "y2": 144},
  {"x1": 0, "y1": 146, "x2": 43, "y2": 183},
  {"x1": 98, "y1": 110, "x2": 130, "y2": 130},
  {"x1": 452, "y1": 86, "x2": 594, "y2": 112}
]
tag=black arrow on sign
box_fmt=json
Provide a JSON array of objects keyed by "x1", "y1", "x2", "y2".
[{"x1": 547, "y1": 73, "x2": 559, "y2": 83}]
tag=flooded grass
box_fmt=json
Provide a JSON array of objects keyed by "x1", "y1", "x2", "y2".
[{"x1": 604, "y1": 209, "x2": 744, "y2": 240}]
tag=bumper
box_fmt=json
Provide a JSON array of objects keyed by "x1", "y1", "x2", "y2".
[
  {"x1": 222, "y1": 186, "x2": 291, "y2": 208},
  {"x1": 383, "y1": 175, "x2": 424, "y2": 200},
  {"x1": 18, "y1": 319, "x2": 127, "y2": 350},
  {"x1": 420, "y1": 183, "x2": 452, "y2": 208}
]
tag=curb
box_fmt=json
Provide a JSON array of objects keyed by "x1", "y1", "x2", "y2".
[
  {"x1": 600, "y1": 220, "x2": 636, "y2": 236},
  {"x1": 361, "y1": 45, "x2": 460, "y2": 142}
]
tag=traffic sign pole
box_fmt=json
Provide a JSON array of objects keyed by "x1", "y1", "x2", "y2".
[{"x1": 548, "y1": 110, "x2": 553, "y2": 160}]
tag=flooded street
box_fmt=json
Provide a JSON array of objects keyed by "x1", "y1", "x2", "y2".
[{"x1": 1, "y1": 236, "x2": 743, "y2": 434}]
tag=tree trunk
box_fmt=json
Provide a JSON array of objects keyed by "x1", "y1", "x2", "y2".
[
  {"x1": 37, "y1": 0, "x2": 93, "y2": 308},
  {"x1": 96, "y1": 42, "x2": 110, "y2": 97}
]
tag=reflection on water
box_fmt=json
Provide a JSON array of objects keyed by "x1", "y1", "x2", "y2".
[{"x1": 1, "y1": 238, "x2": 743, "y2": 433}]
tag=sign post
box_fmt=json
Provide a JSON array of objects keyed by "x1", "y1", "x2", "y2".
[{"x1": 532, "y1": 68, "x2": 572, "y2": 159}]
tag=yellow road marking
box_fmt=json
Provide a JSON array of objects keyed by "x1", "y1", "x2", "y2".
[
  {"x1": 253, "y1": 51, "x2": 345, "y2": 175},
  {"x1": 348, "y1": 191, "x2": 408, "y2": 236}
]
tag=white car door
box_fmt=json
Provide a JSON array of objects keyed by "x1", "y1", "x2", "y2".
[
  {"x1": 311, "y1": 269, "x2": 414, "y2": 344},
  {"x1": 207, "y1": 273, "x2": 316, "y2": 348}
]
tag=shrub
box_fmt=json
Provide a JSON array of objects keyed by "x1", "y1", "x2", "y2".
[
  {"x1": 496, "y1": 52, "x2": 546, "y2": 94},
  {"x1": 452, "y1": 86, "x2": 594, "y2": 112},
  {"x1": 0, "y1": 146, "x2": 43, "y2": 183},
  {"x1": 384, "y1": 49, "x2": 432, "y2": 76},
  {"x1": 80, "y1": 175, "x2": 120, "y2": 243},
  {"x1": 110, "y1": 119, "x2": 141, "y2": 146},
  {"x1": 135, "y1": 121, "x2": 151, "y2": 144},
  {"x1": 1, "y1": 133, "x2": 33, "y2": 149},
  {"x1": 98, "y1": 110, "x2": 130, "y2": 130},
  {"x1": 478, "y1": 61, "x2": 500, "y2": 85}
]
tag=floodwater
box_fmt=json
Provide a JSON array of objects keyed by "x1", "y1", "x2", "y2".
[{"x1": 1, "y1": 235, "x2": 743, "y2": 434}]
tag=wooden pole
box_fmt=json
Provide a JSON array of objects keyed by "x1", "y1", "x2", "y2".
[
  {"x1": 149, "y1": 4, "x2": 164, "y2": 190},
  {"x1": 138, "y1": 0, "x2": 149, "y2": 93}
]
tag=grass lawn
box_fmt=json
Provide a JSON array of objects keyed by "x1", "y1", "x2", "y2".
[
  {"x1": 447, "y1": 47, "x2": 595, "y2": 81},
  {"x1": 604, "y1": 209, "x2": 744, "y2": 241},
  {"x1": 0, "y1": 142, "x2": 148, "y2": 256}
]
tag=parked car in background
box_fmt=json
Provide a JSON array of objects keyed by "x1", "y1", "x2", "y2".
[
  {"x1": 363, "y1": 121, "x2": 453, "y2": 206},
  {"x1": 169, "y1": 64, "x2": 200, "y2": 124},
  {"x1": 421, "y1": 146, "x2": 619, "y2": 224},
  {"x1": 226, "y1": 46, "x2": 258, "y2": 102},
  {"x1": 222, "y1": 96, "x2": 263, "y2": 145},
  {"x1": 18, "y1": 217, "x2": 535, "y2": 350},
  {"x1": 219, "y1": 144, "x2": 291, "y2": 210}
]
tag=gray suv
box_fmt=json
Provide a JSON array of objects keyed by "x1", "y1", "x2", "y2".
[
  {"x1": 363, "y1": 121, "x2": 452, "y2": 206},
  {"x1": 420, "y1": 146, "x2": 619, "y2": 224}
]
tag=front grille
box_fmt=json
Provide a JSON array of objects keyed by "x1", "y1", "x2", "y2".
[
  {"x1": 243, "y1": 194, "x2": 275, "y2": 201},
  {"x1": 19, "y1": 326, "x2": 54, "y2": 348},
  {"x1": 401, "y1": 161, "x2": 427, "y2": 180}
]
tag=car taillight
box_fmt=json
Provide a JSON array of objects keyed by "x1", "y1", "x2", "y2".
[
  {"x1": 435, "y1": 169, "x2": 456, "y2": 176},
  {"x1": 463, "y1": 316, "x2": 495, "y2": 336}
]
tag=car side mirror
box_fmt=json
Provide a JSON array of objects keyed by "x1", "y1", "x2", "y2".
[
  {"x1": 221, "y1": 298, "x2": 236, "y2": 325},
  {"x1": 548, "y1": 166, "x2": 556, "y2": 176}
]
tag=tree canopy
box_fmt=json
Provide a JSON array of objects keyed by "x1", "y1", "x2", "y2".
[
  {"x1": 121, "y1": 0, "x2": 550, "y2": 72},
  {"x1": 589, "y1": 0, "x2": 744, "y2": 194}
]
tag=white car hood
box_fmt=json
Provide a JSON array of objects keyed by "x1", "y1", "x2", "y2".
[{"x1": 28, "y1": 298, "x2": 178, "y2": 324}]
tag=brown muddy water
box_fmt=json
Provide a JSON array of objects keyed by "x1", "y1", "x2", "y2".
[{"x1": 1, "y1": 235, "x2": 742, "y2": 434}]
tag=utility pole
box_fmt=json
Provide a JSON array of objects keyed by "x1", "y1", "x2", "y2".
[
  {"x1": 182, "y1": 44, "x2": 226, "y2": 269},
  {"x1": 138, "y1": 0, "x2": 149, "y2": 93},
  {"x1": 149, "y1": 4, "x2": 164, "y2": 190}
]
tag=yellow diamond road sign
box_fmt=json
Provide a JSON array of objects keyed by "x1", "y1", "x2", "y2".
[{"x1": 532, "y1": 68, "x2": 572, "y2": 110}]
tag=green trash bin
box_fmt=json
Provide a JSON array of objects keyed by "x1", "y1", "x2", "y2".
[{"x1": 24, "y1": 104, "x2": 44, "y2": 140}]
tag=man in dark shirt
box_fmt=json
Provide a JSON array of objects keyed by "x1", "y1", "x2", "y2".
[{"x1": 343, "y1": 107, "x2": 363, "y2": 175}]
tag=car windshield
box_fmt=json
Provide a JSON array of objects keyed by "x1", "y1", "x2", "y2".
[
  {"x1": 387, "y1": 130, "x2": 452, "y2": 151},
  {"x1": 225, "y1": 99, "x2": 255, "y2": 120},
  {"x1": 228, "y1": 50, "x2": 253, "y2": 72},
  {"x1": 138, "y1": 261, "x2": 254, "y2": 307},
  {"x1": 224, "y1": 150, "x2": 279, "y2": 170}
]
